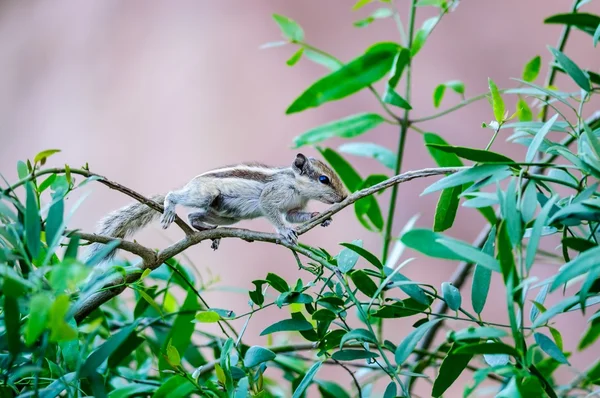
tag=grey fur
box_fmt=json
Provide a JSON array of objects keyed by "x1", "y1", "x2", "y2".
[{"x1": 85, "y1": 194, "x2": 165, "y2": 263}]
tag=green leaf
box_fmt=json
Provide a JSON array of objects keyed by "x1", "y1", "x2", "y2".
[
  {"x1": 531, "y1": 296, "x2": 579, "y2": 328},
  {"x1": 383, "y1": 86, "x2": 412, "y2": 109},
  {"x1": 350, "y1": 270, "x2": 378, "y2": 297},
  {"x1": 517, "y1": 98, "x2": 533, "y2": 122},
  {"x1": 25, "y1": 182, "x2": 41, "y2": 259},
  {"x1": 388, "y1": 47, "x2": 410, "y2": 88},
  {"x1": 338, "y1": 142, "x2": 397, "y2": 170},
  {"x1": 317, "y1": 381, "x2": 351, "y2": 398},
  {"x1": 432, "y1": 344, "x2": 473, "y2": 397},
  {"x1": 352, "y1": 0, "x2": 374, "y2": 10},
  {"x1": 551, "y1": 245, "x2": 600, "y2": 292},
  {"x1": 4, "y1": 295, "x2": 20, "y2": 355},
  {"x1": 534, "y1": 333, "x2": 569, "y2": 364},
  {"x1": 522, "y1": 56, "x2": 541, "y2": 82},
  {"x1": 548, "y1": 46, "x2": 590, "y2": 92},
  {"x1": 136, "y1": 288, "x2": 163, "y2": 317},
  {"x1": 579, "y1": 318, "x2": 600, "y2": 350},
  {"x1": 339, "y1": 242, "x2": 383, "y2": 270},
  {"x1": 332, "y1": 350, "x2": 378, "y2": 361},
  {"x1": 502, "y1": 178, "x2": 523, "y2": 247},
  {"x1": 422, "y1": 164, "x2": 508, "y2": 195},
  {"x1": 433, "y1": 186, "x2": 461, "y2": 232},
  {"x1": 594, "y1": 23, "x2": 600, "y2": 47},
  {"x1": 471, "y1": 226, "x2": 496, "y2": 314},
  {"x1": 451, "y1": 327, "x2": 507, "y2": 341},
  {"x1": 401, "y1": 229, "x2": 465, "y2": 262},
  {"x1": 562, "y1": 237, "x2": 596, "y2": 253},
  {"x1": 424, "y1": 133, "x2": 463, "y2": 167},
  {"x1": 433, "y1": 84, "x2": 446, "y2": 108},
  {"x1": 395, "y1": 319, "x2": 442, "y2": 364},
  {"x1": 292, "y1": 361, "x2": 322, "y2": 398},
  {"x1": 383, "y1": 382, "x2": 397, "y2": 398},
  {"x1": 46, "y1": 196, "x2": 64, "y2": 248},
  {"x1": 340, "y1": 328, "x2": 377, "y2": 347},
  {"x1": 446, "y1": 80, "x2": 465, "y2": 95},
  {"x1": 286, "y1": 47, "x2": 304, "y2": 66},
  {"x1": 244, "y1": 346, "x2": 276, "y2": 368},
  {"x1": 337, "y1": 239, "x2": 362, "y2": 273},
  {"x1": 260, "y1": 318, "x2": 314, "y2": 336},
  {"x1": 39, "y1": 174, "x2": 57, "y2": 193},
  {"x1": 544, "y1": 12, "x2": 600, "y2": 36},
  {"x1": 496, "y1": 220, "x2": 516, "y2": 285},
  {"x1": 453, "y1": 341, "x2": 519, "y2": 357},
  {"x1": 425, "y1": 144, "x2": 516, "y2": 164},
  {"x1": 521, "y1": 181, "x2": 538, "y2": 223},
  {"x1": 373, "y1": 299, "x2": 429, "y2": 318},
  {"x1": 526, "y1": 114, "x2": 559, "y2": 163},
  {"x1": 353, "y1": 8, "x2": 394, "y2": 28},
  {"x1": 153, "y1": 375, "x2": 195, "y2": 398},
  {"x1": 25, "y1": 292, "x2": 52, "y2": 346},
  {"x1": 195, "y1": 311, "x2": 221, "y2": 323},
  {"x1": 167, "y1": 343, "x2": 181, "y2": 367},
  {"x1": 17, "y1": 160, "x2": 28, "y2": 179},
  {"x1": 48, "y1": 294, "x2": 77, "y2": 343},
  {"x1": 441, "y1": 282, "x2": 461, "y2": 311},
  {"x1": 411, "y1": 17, "x2": 437, "y2": 56},
  {"x1": 272, "y1": 14, "x2": 304, "y2": 41},
  {"x1": 293, "y1": 113, "x2": 385, "y2": 148},
  {"x1": 437, "y1": 237, "x2": 501, "y2": 272},
  {"x1": 488, "y1": 78, "x2": 505, "y2": 122},
  {"x1": 530, "y1": 285, "x2": 549, "y2": 322},
  {"x1": 305, "y1": 49, "x2": 342, "y2": 71},
  {"x1": 266, "y1": 272, "x2": 290, "y2": 293},
  {"x1": 34, "y1": 149, "x2": 61, "y2": 166},
  {"x1": 286, "y1": 42, "x2": 400, "y2": 114},
  {"x1": 81, "y1": 320, "x2": 140, "y2": 377},
  {"x1": 526, "y1": 195, "x2": 557, "y2": 271}
]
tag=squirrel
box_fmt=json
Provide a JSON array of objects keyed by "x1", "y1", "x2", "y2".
[{"x1": 86, "y1": 153, "x2": 349, "y2": 263}]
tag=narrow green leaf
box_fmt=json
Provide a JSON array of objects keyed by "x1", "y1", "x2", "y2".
[
  {"x1": 441, "y1": 282, "x2": 461, "y2": 311},
  {"x1": 272, "y1": 14, "x2": 304, "y2": 41},
  {"x1": 433, "y1": 186, "x2": 461, "y2": 232},
  {"x1": 338, "y1": 142, "x2": 397, "y2": 170},
  {"x1": 426, "y1": 144, "x2": 516, "y2": 164},
  {"x1": 472, "y1": 226, "x2": 496, "y2": 314},
  {"x1": 266, "y1": 272, "x2": 290, "y2": 293},
  {"x1": 337, "y1": 239, "x2": 362, "y2": 273},
  {"x1": 352, "y1": 0, "x2": 374, "y2": 10},
  {"x1": 260, "y1": 318, "x2": 314, "y2": 335},
  {"x1": 388, "y1": 47, "x2": 410, "y2": 88},
  {"x1": 497, "y1": 220, "x2": 516, "y2": 284},
  {"x1": 167, "y1": 344, "x2": 181, "y2": 367},
  {"x1": 433, "y1": 84, "x2": 445, "y2": 108},
  {"x1": 332, "y1": 350, "x2": 378, "y2": 361},
  {"x1": 46, "y1": 196, "x2": 64, "y2": 248},
  {"x1": 34, "y1": 149, "x2": 61, "y2": 165},
  {"x1": 383, "y1": 86, "x2": 412, "y2": 109},
  {"x1": 286, "y1": 48, "x2": 304, "y2": 66},
  {"x1": 383, "y1": 382, "x2": 397, "y2": 398},
  {"x1": 340, "y1": 328, "x2": 377, "y2": 347},
  {"x1": 25, "y1": 182, "x2": 41, "y2": 259},
  {"x1": 422, "y1": 165, "x2": 508, "y2": 195},
  {"x1": 292, "y1": 361, "x2": 322, "y2": 398},
  {"x1": 25, "y1": 292, "x2": 52, "y2": 346},
  {"x1": 453, "y1": 341, "x2": 519, "y2": 357},
  {"x1": 488, "y1": 78, "x2": 505, "y2": 122},
  {"x1": 446, "y1": 80, "x2": 465, "y2": 95},
  {"x1": 339, "y1": 242, "x2": 383, "y2": 270},
  {"x1": 548, "y1": 46, "x2": 590, "y2": 92},
  {"x1": 526, "y1": 114, "x2": 559, "y2": 163},
  {"x1": 424, "y1": 133, "x2": 464, "y2": 167},
  {"x1": 522, "y1": 56, "x2": 541, "y2": 82},
  {"x1": 451, "y1": 327, "x2": 507, "y2": 341},
  {"x1": 432, "y1": 344, "x2": 473, "y2": 397},
  {"x1": 521, "y1": 181, "x2": 538, "y2": 223},
  {"x1": 530, "y1": 285, "x2": 549, "y2": 322},
  {"x1": 395, "y1": 320, "x2": 443, "y2": 365},
  {"x1": 594, "y1": 23, "x2": 600, "y2": 47},
  {"x1": 350, "y1": 270, "x2": 378, "y2": 297},
  {"x1": 502, "y1": 178, "x2": 523, "y2": 247},
  {"x1": 4, "y1": 296, "x2": 20, "y2": 355},
  {"x1": 287, "y1": 42, "x2": 400, "y2": 114},
  {"x1": 195, "y1": 311, "x2": 221, "y2": 323},
  {"x1": 293, "y1": 113, "x2": 385, "y2": 148},
  {"x1": 544, "y1": 12, "x2": 600, "y2": 36},
  {"x1": 244, "y1": 346, "x2": 276, "y2": 368},
  {"x1": 517, "y1": 98, "x2": 533, "y2": 122},
  {"x1": 411, "y1": 17, "x2": 437, "y2": 56},
  {"x1": 551, "y1": 245, "x2": 600, "y2": 292},
  {"x1": 82, "y1": 321, "x2": 139, "y2": 377},
  {"x1": 534, "y1": 333, "x2": 569, "y2": 364},
  {"x1": 17, "y1": 160, "x2": 28, "y2": 179},
  {"x1": 401, "y1": 229, "x2": 464, "y2": 262},
  {"x1": 526, "y1": 195, "x2": 558, "y2": 271},
  {"x1": 437, "y1": 238, "x2": 501, "y2": 272}
]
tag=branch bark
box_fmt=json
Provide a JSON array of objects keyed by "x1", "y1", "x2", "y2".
[{"x1": 71, "y1": 166, "x2": 463, "y2": 322}]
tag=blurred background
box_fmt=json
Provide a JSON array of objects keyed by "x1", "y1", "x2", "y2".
[{"x1": 1, "y1": 0, "x2": 599, "y2": 395}]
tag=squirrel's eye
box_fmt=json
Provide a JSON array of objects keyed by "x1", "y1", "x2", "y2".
[{"x1": 318, "y1": 175, "x2": 330, "y2": 185}]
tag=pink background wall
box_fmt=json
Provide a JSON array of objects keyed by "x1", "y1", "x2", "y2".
[{"x1": 1, "y1": 1, "x2": 599, "y2": 396}]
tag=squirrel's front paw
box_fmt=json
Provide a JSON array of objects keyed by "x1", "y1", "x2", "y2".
[
  {"x1": 311, "y1": 212, "x2": 332, "y2": 227},
  {"x1": 278, "y1": 227, "x2": 298, "y2": 246}
]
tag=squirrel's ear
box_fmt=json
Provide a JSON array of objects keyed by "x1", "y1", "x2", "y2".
[{"x1": 293, "y1": 153, "x2": 308, "y2": 174}]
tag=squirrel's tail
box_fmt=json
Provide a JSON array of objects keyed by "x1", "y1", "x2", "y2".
[{"x1": 85, "y1": 194, "x2": 166, "y2": 264}]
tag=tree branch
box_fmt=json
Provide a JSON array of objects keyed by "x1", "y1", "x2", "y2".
[{"x1": 72, "y1": 166, "x2": 463, "y2": 322}]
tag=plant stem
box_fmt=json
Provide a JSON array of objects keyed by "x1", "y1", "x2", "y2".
[{"x1": 382, "y1": 0, "x2": 418, "y2": 265}]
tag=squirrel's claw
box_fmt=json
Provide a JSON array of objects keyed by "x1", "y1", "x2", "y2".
[{"x1": 278, "y1": 227, "x2": 298, "y2": 246}]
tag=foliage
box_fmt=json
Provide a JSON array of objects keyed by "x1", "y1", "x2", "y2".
[{"x1": 2, "y1": 0, "x2": 600, "y2": 397}]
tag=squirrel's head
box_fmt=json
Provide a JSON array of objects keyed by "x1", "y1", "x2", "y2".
[{"x1": 292, "y1": 153, "x2": 348, "y2": 204}]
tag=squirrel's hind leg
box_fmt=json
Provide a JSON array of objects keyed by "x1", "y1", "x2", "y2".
[{"x1": 161, "y1": 181, "x2": 218, "y2": 229}]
